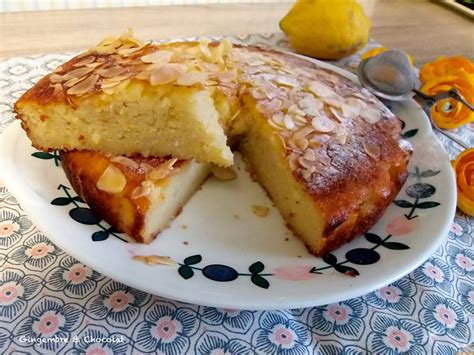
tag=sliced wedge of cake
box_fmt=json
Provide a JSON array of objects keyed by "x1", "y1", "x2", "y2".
[{"x1": 60, "y1": 150, "x2": 210, "y2": 243}]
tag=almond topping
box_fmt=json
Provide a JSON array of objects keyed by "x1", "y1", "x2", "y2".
[
  {"x1": 363, "y1": 141, "x2": 382, "y2": 159},
  {"x1": 96, "y1": 164, "x2": 126, "y2": 193},
  {"x1": 311, "y1": 116, "x2": 336, "y2": 133},
  {"x1": 97, "y1": 66, "x2": 129, "y2": 78},
  {"x1": 211, "y1": 166, "x2": 237, "y2": 181},
  {"x1": 49, "y1": 74, "x2": 64, "y2": 83},
  {"x1": 256, "y1": 99, "x2": 282, "y2": 115},
  {"x1": 110, "y1": 156, "x2": 139, "y2": 169},
  {"x1": 148, "y1": 158, "x2": 178, "y2": 181},
  {"x1": 283, "y1": 114, "x2": 296, "y2": 130},
  {"x1": 140, "y1": 50, "x2": 173, "y2": 64},
  {"x1": 63, "y1": 76, "x2": 87, "y2": 88},
  {"x1": 217, "y1": 68, "x2": 238, "y2": 83},
  {"x1": 293, "y1": 126, "x2": 315, "y2": 140},
  {"x1": 176, "y1": 71, "x2": 207, "y2": 86},
  {"x1": 133, "y1": 255, "x2": 176, "y2": 266},
  {"x1": 131, "y1": 185, "x2": 151, "y2": 199},
  {"x1": 67, "y1": 74, "x2": 99, "y2": 95},
  {"x1": 53, "y1": 83, "x2": 63, "y2": 96},
  {"x1": 252, "y1": 205, "x2": 269, "y2": 217},
  {"x1": 308, "y1": 81, "x2": 334, "y2": 98},
  {"x1": 361, "y1": 107, "x2": 381, "y2": 124},
  {"x1": 149, "y1": 64, "x2": 186, "y2": 85},
  {"x1": 302, "y1": 165, "x2": 316, "y2": 180},
  {"x1": 302, "y1": 149, "x2": 316, "y2": 162},
  {"x1": 73, "y1": 56, "x2": 95, "y2": 67},
  {"x1": 62, "y1": 66, "x2": 95, "y2": 81}
]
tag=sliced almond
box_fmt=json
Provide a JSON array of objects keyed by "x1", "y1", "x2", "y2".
[
  {"x1": 110, "y1": 156, "x2": 139, "y2": 169},
  {"x1": 67, "y1": 74, "x2": 99, "y2": 96},
  {"x1": 308, "y1": 81, "x2": 334, "y2": 98},
  {"x1": 211, "y1": 166, "x2": 237, "y2": 181},
  {"x1": 363, "y1": 141, "x2": 382, "y2": 159},
  {"x1": 62, "y1": 66, "x2": 95, "y2": 81},
  {"x1": 131, "y1": 185, "x2": 151, "y2": 199},
  {"x1": 149, "y1": 64, "x2": 186, "y2": 85},
  {"x1": 199, "y1": 39, "x2": 212, "y2": 60},
  {"x1": 133, "y1": 255, "x2": 176, "y2": 266},
  {"x1": 275, "y1": 75, "x2": 297, "y2": 88},
  {"x1": 302, "y1": 165, "x2": 316, "y2": 180},
  {"x1": 311, "y1": 116, "x2": 336, "y2": 133},
  {"x1": 217, "y1": 68, "x2": 238, "y2": 83},
  {"x1": 53, "y1": 83, "x2": 63, "y2": 96},
  {"x1": 221, "y1": 38, "x2": 233, "y2": 55},
  {"x1": 63, "y1": 76, "x2": 87, "y2": 88},
  {"x1": 97, "y1": 66, "x2": 130, "y2": 78},
  {"x1": 49, "y1": 74, "x2": 64, "y2": 83},
  {"x1": 148, "y1": 158, "x2": 178, "y2": 181},
  {"x1": 210, "y1": 42, "x2": 225, "y2": 63},
  {"x1": 283, "y1": 114, "x2": 296, "y2": 130},
  {"x1": 73, "y1": 56, "x2": 96, "y2": 68},
  {"x1": 256, "y1": 99, "x2": 282, "y2": 115},
  {"x1": 361, "y1": 107, "x2": 381, "y2": 124},
  {"x1": 176, "y1": 71, "x2": 207, "y2": 86},
  {"x1": 290, "y1": 136, "x2": 309, "y2": 151},
  {"x1": 96, "y1": 164, "x2": 127, "y2": 194},
  {"x1": 302, "y1": 149, "x2": 316, "y2": 162},
  {"x1": 140, "y1": 50, "x2": 173, "y2": 64},
  {"x1": 293, "y1": 126, "x2": 315, "y2": 140}
]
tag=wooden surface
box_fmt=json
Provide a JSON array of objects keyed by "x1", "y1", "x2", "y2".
[{"x1": 0, "y1": 0, "x2": 472, "y2": 65}]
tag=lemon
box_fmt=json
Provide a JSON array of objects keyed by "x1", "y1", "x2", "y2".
[{"x1": 280, "y1": 0, "x2": 371, "y2": 60}]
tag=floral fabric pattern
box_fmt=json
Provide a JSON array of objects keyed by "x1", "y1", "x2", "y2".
[{"x1": 0, "y1": 34, "x2": 473, "y2": 353}]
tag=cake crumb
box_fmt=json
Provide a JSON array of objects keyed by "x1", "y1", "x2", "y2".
[
  {"x1": 211, "y1": 165, "x2": 237, "y2": 180},
  {"x1": 233, "y1": 214, "x2": 240, "y2": 220},
  {"x1": 181, "y1": 224, "x2": 188, "y2": 229},
  {"x1": 132, "y1": 255, "x2": 176, "y2": 266},
  {"x1": 183, "y1": 241, "x2": 189, "y2": 245},
  {"x1": 252, "y1": 205, "x2": 269, "y2": 217},
  {"x1": 285, "y1": 237, "x2": 289, "y2": 241},
  {"x1": 298, "y1": 255, "x2": 302, "y2": 258}
]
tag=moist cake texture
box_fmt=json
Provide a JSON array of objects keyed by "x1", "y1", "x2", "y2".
[{"x1": 15, "y1": 32, "x2": 412, "y2": 255}]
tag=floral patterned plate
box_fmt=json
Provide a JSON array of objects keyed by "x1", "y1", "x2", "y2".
[{"x1": 0, "y1": 57, "x2": 457, "y2": 310}]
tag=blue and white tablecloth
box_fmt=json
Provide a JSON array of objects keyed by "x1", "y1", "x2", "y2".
[{"x1": 0, "y1": 34, "x2": 472, "y2": 354}]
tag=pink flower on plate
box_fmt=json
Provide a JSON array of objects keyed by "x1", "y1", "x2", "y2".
[
  {"x1": 273, "y1": 265, "x2": 317, "y2": 281},
  {"x1": 386, "y1": 216, "x2": 418, "y2": 236}
]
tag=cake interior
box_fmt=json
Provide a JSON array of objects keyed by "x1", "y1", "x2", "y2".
[
  {"x1": 21, "y1": 83, "x2": 232, "y2": 166},
  {"x1": 143, "y1": 160, "x2": 211, "y2": 239}
]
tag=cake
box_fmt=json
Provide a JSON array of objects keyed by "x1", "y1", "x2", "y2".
[
  {"x1": 60, "y1": 150, "x2": 210, "y2": 243},
  {"x1": 15, "y1": 31, "x2": 412, "y2": 256}
]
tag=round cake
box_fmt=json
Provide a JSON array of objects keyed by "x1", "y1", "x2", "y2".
[{"x1": 15, "y1": 32, "x2": 412, "y2": 256}]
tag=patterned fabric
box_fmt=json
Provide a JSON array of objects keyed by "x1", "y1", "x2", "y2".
[{"x1": 0, "y1": 34, "x2": 473, "y2": 354}]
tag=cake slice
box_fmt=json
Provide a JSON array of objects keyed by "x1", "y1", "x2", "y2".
[
  {"x1": 60, "y1": 150, "x2": 210, "y2": 242},
  {"x1": 15, "y1": 32, "x2": 234, "y2": 166}
]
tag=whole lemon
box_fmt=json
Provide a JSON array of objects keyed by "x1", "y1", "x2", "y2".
[{"x1": 280, "y1": 0, "x2": 371, "y2": 60}]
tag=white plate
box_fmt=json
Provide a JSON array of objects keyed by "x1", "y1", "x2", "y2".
[{"x1": 0, "y1": 57, "x2": 456, "y2": 310}]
